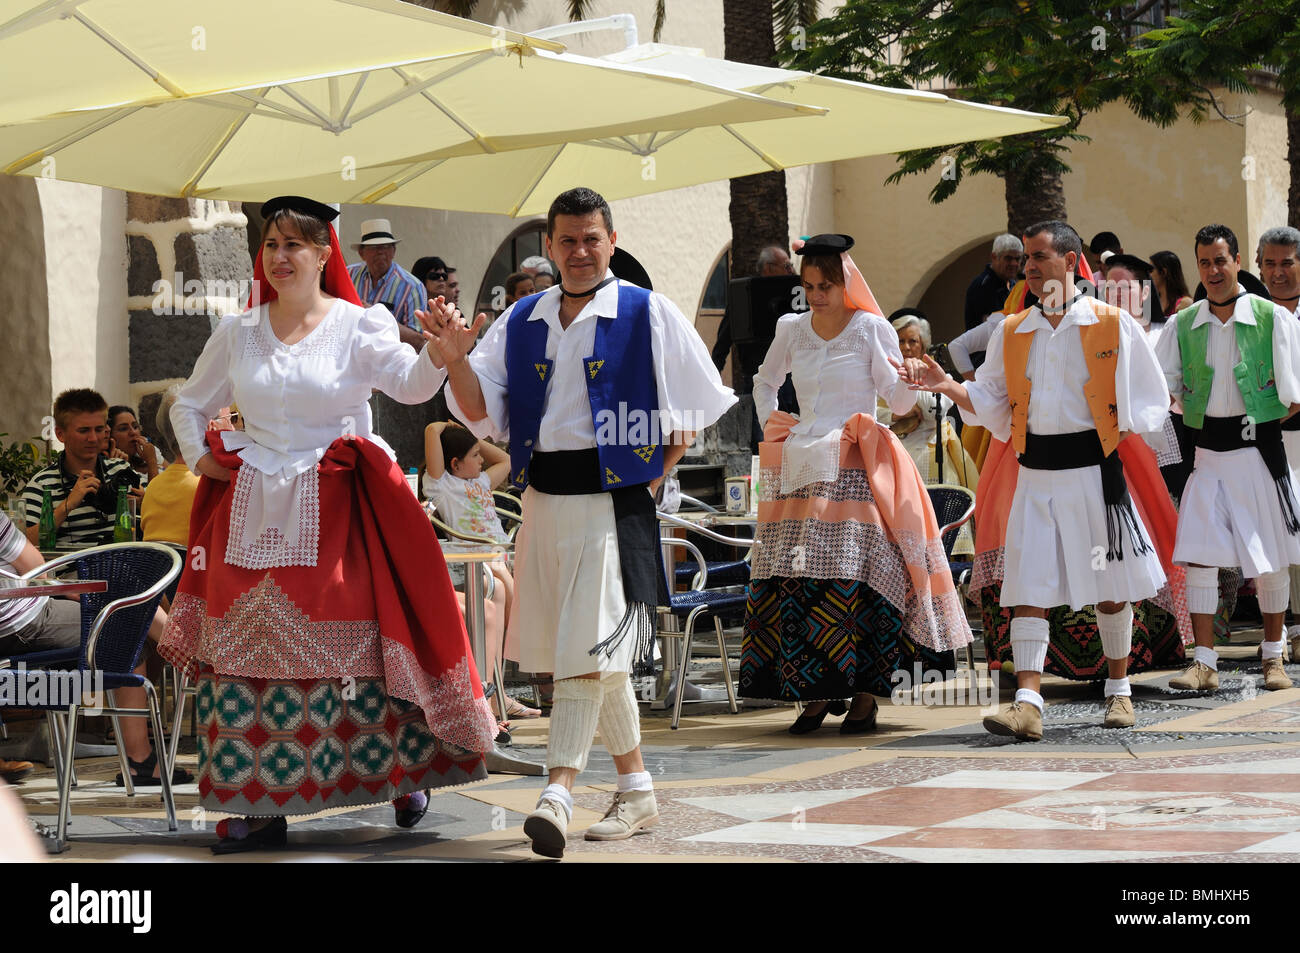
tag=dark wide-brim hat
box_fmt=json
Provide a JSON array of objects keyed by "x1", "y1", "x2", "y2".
[
  {"x1": 797, "y1": 233, "x2": 854, "y2": 256},
  {"x1": 610, "y1": 247, "x2": 652, "y2": 291},
  {"x1": 260, "y1": 195, "x2": 339, "y2": 222}
]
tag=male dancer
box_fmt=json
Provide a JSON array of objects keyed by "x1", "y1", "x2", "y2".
[
  {"x1": 1259, "y1": 227, "x2": 1300, "y2": 663},
  {"x1": 900, "y1": 221, "x2": 1171, "y2": 739},
  {"x1": 1156, "y1": 224, "x2": 1300, "y2": 693},
  {"x1": 426, "y1": 187, "x2": 735, "y2": 855}
]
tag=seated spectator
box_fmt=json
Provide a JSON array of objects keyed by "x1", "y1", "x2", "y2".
[
  {"x1": 108, "y1": 404, "x2": 161, "y2": 488},
  {"x1": 504, "y1": 271, "x2": 536, "y2": 308},
  {"x1": 140, "y1": 388, "x2": 201, "y2": 547},
  {"x1": 423, "y1": 421, "x2": 538, "y2": 720},
  {"x1": 0, "y1": 508, "x2": 188, "y2": 786},
  {"x1": 888, "y1": 310, "x2": 980, "y2": 497},
  {"x1": 533, "y1": 262, "x2": 555, "y2": 291},
  {"x1": 22, "y1": 389, "x2": 141, "y2": 548}
]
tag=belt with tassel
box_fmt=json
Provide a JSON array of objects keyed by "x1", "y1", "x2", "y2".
[
  {"x1": 1017, "y1": 430, "x2": 1152, "y2": 562},
  {"x1": 1193, "y1": 416, "x2": 1300, "y2": 535}
]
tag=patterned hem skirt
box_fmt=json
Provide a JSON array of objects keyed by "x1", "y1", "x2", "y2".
[
  {"x1": 739, "y1": 576, "x2": 957, "y2": 701},
  {"x1": 194, "y1": 664, "x2": 487, "y2": 816},
  {"x1": 978, "y1": 584, "x2": 1188, "y2": 680}
]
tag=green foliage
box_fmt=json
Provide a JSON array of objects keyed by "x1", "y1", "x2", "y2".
[
  {"x1": 1133, "y1": 2, "x2": 1300, "y2": 113},
  {"x1": 784, "y1": 0, "x2": 1193, "y2": 204},
  {"x1": 0, "y1": 432, "x2": 49, "y2": 507}
]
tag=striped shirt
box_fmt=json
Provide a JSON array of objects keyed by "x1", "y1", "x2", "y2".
[
  {"x1": 20, "y1": 455, "x2": 138, "y2": 547},
  {"x1": 348, "y1": 261, "x2": 428, "y2": 331},
  {"x1": 0, "y1": 511, "x2": 42, "y2": 637}
]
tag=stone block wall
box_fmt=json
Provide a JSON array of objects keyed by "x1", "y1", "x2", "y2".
[{"x1": 124, "y1": 196, "x2": 251, "y2": 450}]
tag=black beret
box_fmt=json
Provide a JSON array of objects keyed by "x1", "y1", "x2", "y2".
[
  {"x1": 260, "y1": 195, "x2": 339, "y2": 223},
  {"x1": 610, "y1": 247, "x2": 652, "y2": 291},
  {"x1": 798, "y1": 233, "x2": 854, "y2": 256}
]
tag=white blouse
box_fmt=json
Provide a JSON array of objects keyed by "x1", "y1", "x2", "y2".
[
  {"x1": 754, "y1": 310, "x2": 918, "y2": 491},
  {"x1": 171, "y1": 300, "x2": 442, "y2": 567},
  {"x1": 963, "y1": 297, "x2": 1169, "y2": 442},
  {"x1": 441, "y1": 273, "x2": 736, "y2": 449}
]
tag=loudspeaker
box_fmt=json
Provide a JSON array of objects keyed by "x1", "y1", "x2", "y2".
[{"x1": 728, "y1": 275, "x2": 803, "y2": 344}]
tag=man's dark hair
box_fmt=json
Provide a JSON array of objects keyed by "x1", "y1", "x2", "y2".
[
  {"x1": 1023, "y1": 220, "x2": 1083, "y2": 260},
  {"x1": 438, "y1": 424, "x2": 480, "y2": 473},
  {"x1": 547, "y1": 187, "x2": 613, "y2": 237},
  {"x1": 1088, "y1": 231, "x2": 1123, "y2": 256},
  {"x1": 1194, "y1": 223, "x2": 1239, "y2": 258},
  {"x1": 53, "y1": 388, "x2": 108, "y2": 430}
]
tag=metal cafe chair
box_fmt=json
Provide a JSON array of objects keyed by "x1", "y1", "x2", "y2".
[
  {"x1": 656, "y1": 511, "x2": 754, "y2": 730},
  {"x1": 925, "y1": 483, "x2": 978, "y2": 670}
]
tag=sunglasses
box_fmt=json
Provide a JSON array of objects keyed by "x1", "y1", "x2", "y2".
[{"x1": 425, "y1": 272, "x2": 449, "y2": 282}]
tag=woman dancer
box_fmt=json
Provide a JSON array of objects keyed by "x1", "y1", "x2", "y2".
[
  {"x1": 159, "y1": 196, "x2": 497, "y2": 853},
  {"x1": 738, "y1": 235, "x2": 971, "y2": 734}
]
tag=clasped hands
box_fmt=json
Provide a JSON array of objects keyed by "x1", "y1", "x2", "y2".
[
  {"x1": 415, "y1": 296, "x2": 488, "y2": 369},
  {"x1": 889, "y1": 353, "x2": 949, "y2": 393}
]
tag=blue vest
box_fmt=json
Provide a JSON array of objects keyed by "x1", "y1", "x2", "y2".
[{"x1": 504, "y1": 284, "x2": 664, "y2": 490}]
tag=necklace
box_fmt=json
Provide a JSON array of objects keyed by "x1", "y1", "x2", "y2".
[
  {"x1": 1207, "y1": 291, "x2": 1245, "y2": 307},
  {"x1": 559, "y1": 276, "x2": 617, "y2": 299}
]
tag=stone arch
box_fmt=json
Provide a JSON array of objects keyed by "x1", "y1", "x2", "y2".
[{"x1": 902, "y1": 233, "x2": 1000, "y2": 344}]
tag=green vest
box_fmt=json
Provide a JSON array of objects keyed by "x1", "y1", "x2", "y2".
[{"x1": 1175, "y1": 295, "x2": 1288, "y2": 428}]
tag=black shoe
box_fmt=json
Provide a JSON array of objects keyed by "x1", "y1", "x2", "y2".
[
  {"x1": 114, "y1": 748, "x2": 194, "y2": 787},
  {"x1": 788, "y1": 699, "x2": 846, "y2": 735},
  {"x1": 210, "y1": 817, "x2": 288, "y2": 855},
  {"x1": 839, "y1": 698, "x2": 879, "y2": 735},
  {"x1": 394, "y1": 790, "x2": 431, "y2": 829}
]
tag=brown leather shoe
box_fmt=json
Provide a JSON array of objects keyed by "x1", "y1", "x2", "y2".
[
  {"x1": 1103, "y1": 694, "x2": 1135, "y2": 728},
  {"x1": 982, "y1": 701, "x2": 1043, "y2": 741},
  {"x1": 0, "y1": 759, "x2": 34, "y2": 784},
  {"x1": 1262, "y1": 658, "x2": 1294, "y2": 692},
  {"x1": 1169, "y1": 661, "x2": 1219, "y2": 691}
]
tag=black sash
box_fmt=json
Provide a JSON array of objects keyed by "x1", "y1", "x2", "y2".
[
  {"x1": 528, "y1": 449, "x2": 668, "y2": 675},
  {"x1": 1018, "y1": 431, "x2": 1150, "y2": 561},
  {"x1": 1193, "y1": 416, "x2": 1300, "y2": 533}
]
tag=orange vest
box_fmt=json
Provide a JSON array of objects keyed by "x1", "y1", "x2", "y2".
[{"x1": 1003, "y1": 299, "x2": 1123, "y2": 456}]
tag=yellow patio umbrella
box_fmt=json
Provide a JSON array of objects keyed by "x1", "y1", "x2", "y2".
[
  {"x1": 0, "y1": 46, "x2": 825, "y2": 195},
  {"x1": 0, "y1": 0, "x2": 563, "y2": 124},
  {"x1": 224, "y1": 42, "x2": 1068, "y2": 217}
]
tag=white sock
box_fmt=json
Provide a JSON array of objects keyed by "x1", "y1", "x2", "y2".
[
  {"x1": 1014, "y1": 688, "x2": 1044, "y2": 712},
  {"x1": 546, "y1": 678, "x2": 604, "y2": 773},
  {"x1": 1194, "y1": 644, "x2": 1219, "y2": 670},
  {"x1": 538, "y1": 783, "x2": 573, "y2": 820},
  {"x1": 1104, "y1": 677, "x2": 1132, "y2": 697},
  {"x1": 616, "y1": 771, "x2": 653, "y2": 793},
  {"x1": 596, "y1": 672, "x2": 642, "y2": 757},
  {"x1": 1261, "y1": 639, "x2": 1285, "y2": 660},
  {"x1": 1256, "y1": 569, "x2": 1291, "y2": 614},
  {"x1": 1096, "y1": 603, "x2": 1133, "y2": 662},
  {"x1": 1185, "y1": 566, "x2": 1220, "y2": 615},
  {"x1": 1289, "y1": 624, "x2": 1300, "y2": 641},
  {"x1": 1010, "y1": 616, "x2": 1049, "y2": 674}
]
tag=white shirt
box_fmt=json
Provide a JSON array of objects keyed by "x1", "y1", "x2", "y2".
[
  {"x1": 1154, "y1": 287, "x2": 1300, "y2": 416},
  {"x1": 754, "y1": 310, "x2": 917, "y2": 434},
  {"x1": 425, "y1": 471, "x2": 509, "y2": 544},
  {"x1": 442, "y1": 273, "x2": 736, "y2": 448},
  {"x1": 171, "y1": 300, "x2": 443, "y2": 564},
  {"x1": 172, "y1": 300, "x2": 442, "y2": 476},
  {"x1": 948, "y1": 311, "x2": 1005, "y2": 375},
  {"x1": 963, "y1": 296, "x2": 1169, "y2": 442}
]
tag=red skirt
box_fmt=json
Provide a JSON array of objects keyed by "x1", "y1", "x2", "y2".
[{"x1": 159, "y1": 434, "x2": 497, "y2": 815}]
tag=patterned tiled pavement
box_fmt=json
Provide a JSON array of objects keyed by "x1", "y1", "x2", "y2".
[{"x1": 7, "y1": 644, "x2": 1299, "y2": 863}]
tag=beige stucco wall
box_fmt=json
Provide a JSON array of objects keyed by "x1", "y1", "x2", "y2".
[
  {"x1": 1244, "y1": 89, "x2": 1292, "y2": 263},
  {"x1": 36, "y1": 179, "x2": 129, "y2": 432},
  {"x1": 0, "y1": 177, "x2": 51, "y2": 442}
]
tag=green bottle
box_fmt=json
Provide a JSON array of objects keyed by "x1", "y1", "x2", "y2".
[
  {"x1": 113, "y1": 486, "x2": 132, "y2": 543},
  {"x1": 38, "y1": 489, "x2": 56, "y2": 550}
]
